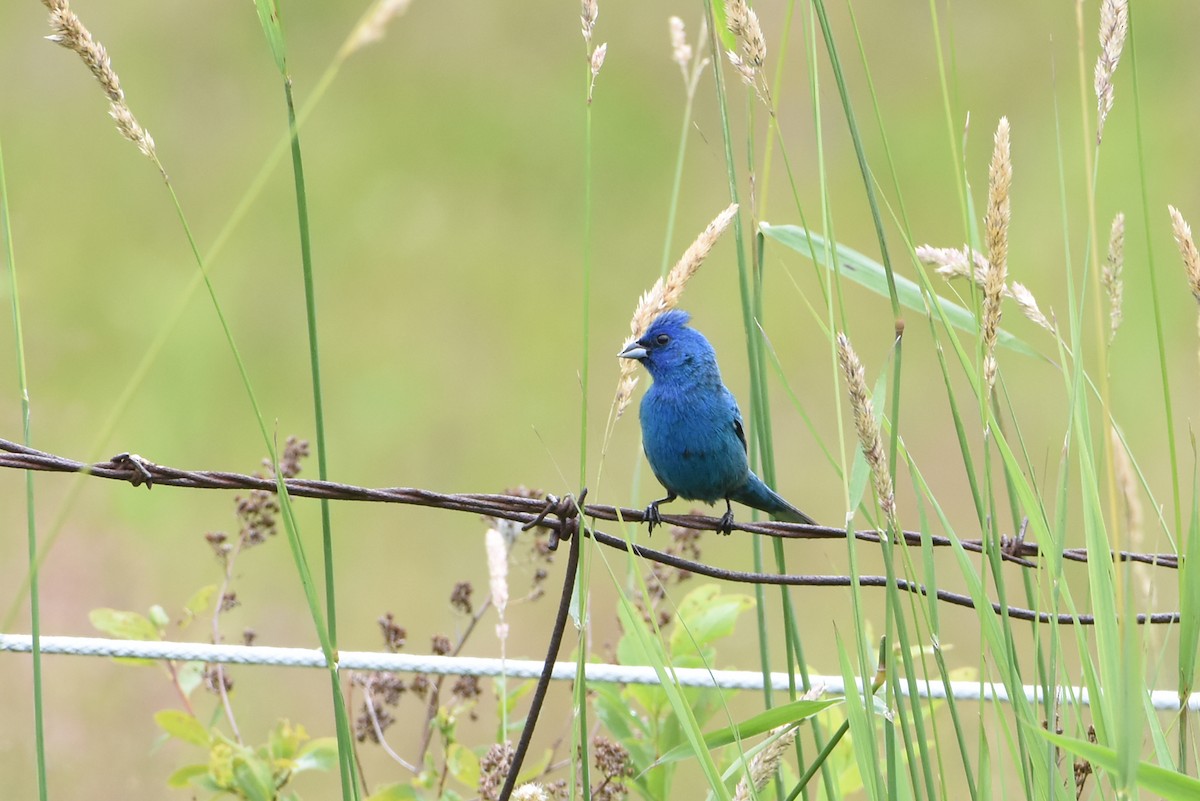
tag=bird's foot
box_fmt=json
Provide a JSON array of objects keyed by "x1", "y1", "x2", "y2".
[
  {"x1": 644, "y1": 502, "x2": 664, "y2": 535},
  {"x1": 718, "y1": 508, "x2": 736, "y2": 535}
]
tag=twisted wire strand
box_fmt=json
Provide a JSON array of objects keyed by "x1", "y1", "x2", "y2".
[
  {"x1": 3, "y1": 634, "x2": 1199, "y2": 712},
  {"x1": 0, "y1": 437, "x2": 1180, "y2": 626}
]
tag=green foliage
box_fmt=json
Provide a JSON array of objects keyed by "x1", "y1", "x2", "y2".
[
  {"x1": 593, "y1": 583, "x2": 755, "y2": 800},
  {"x1": 159, "y1": 717, "x2": 336, "y2": 800}
]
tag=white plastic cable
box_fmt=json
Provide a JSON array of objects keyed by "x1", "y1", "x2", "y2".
[{"x1": 3, "y1": 633, "x2": 1198, "y2": 711}]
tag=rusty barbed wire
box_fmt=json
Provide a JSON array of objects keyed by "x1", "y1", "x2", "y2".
[{"x1": 0, "y1": 437, "x2": 1180, "y2": 626}]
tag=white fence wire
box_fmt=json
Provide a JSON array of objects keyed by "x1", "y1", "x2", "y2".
[{"x1": 4, "y1": 633, "x2": 1198, "y2": 712}]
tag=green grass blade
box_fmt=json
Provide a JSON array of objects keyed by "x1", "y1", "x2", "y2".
[
  {"x1": 654, "y1": 699, "x2": 844, "y2": 766},
  {"x1": 1036, "y1": 728, "x2": 1200, "y2": 800},
  {"x1": 0, "y1": 135, "x2": 48, "y2": 801},
  {"x1": 760, "y1": 225, "x2": 1043, "y2": 359}
]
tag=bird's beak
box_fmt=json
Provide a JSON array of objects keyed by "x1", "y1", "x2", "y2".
[{"x1": 618, "y1": 340, "x2": 648, "y2": 361}]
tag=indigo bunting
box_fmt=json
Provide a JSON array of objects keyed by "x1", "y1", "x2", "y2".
[{"x1": 619, "y1": 310, "x2": 816, "y2": 533}]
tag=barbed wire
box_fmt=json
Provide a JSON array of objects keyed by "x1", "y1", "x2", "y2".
[
  {"x1": 0, "y1": 437, "x2": 1180, "y2": 626},
  {"x1": 4, "y1": 634, "x2": 1198, "y2": 712}
]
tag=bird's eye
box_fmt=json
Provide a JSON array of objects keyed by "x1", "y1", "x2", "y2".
[{"x1": 655, "y1": 333, "x2": 670, "y2": 346}]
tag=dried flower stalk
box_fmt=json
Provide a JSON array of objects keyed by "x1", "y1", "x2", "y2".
[
  {"x1": 1102, "y1": 212, "x2": 1125, "y2": 341},
  {"x1": 42, "y1": 0, "x2": 158, "y2": 164},
  {"x1": 1094, "y1": 0, "x2": 1129, "y2": 145},
  {"x1": 982, "y1": 117, "x2": 1012, "y2": 393},
  {"x1": 615, "y1": 203, "x2": 739, "y2": 418},
  {"x1": 836, "y1": 333, "x2": 896, "y2": 529}
]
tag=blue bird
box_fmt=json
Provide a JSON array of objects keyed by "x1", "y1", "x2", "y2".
[{"x1": 618, "y1": 310, "x2": 816, "y2": 534}]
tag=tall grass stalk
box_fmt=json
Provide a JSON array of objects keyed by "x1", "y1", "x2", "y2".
[
  {"x1": 0, "y1": 138, "x2": 47, "y2": 801},
  {"x1": 3, "y1": 0, "x2": 413, "y2": 631}
]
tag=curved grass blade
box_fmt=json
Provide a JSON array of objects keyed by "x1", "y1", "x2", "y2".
[
  {"x1": 653, "y1": 697, "x2": 844, "y2": 766},
  {"x1": 760, "y1": 223, "x2": 1044, "y2": 360}
]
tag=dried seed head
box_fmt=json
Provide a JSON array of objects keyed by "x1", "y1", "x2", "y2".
[
  {"x1": 485, "y1": 527, "x2": 510, "y2": 643},
  {"x1": 1010, "y1": 282, "x2": 1052, "y2": 331},
  {"x1": 340, "y1": 0, "x2": 413, "y2": 58},
  {"x1": 916, "y1": 244, "x2": 989, "y2": 284},
  {"x1": 512, "y1": 786, "x2": 549, "y2": 801},
  {"x1": 590, "y1": 42, "x2": 607, "y2": 79},
  {"x1": 725, "y1": 0, "x2": 749, "y2": 37},
  {"x1": 741, "y1": 8, "x2": 766, "y2": 68},
  {"x1": 669, "y1": 17, "x2": 692, "y2": 70},
  {"x1": 1094, "y1": 0, "x2": 1129, "y2": 144},
  {"x1": 725, "y1": 50, "x2": 756, "y2": 88},
  {"x1": 1169, "y1": 205, "x2": 1200, "y2": 302},
  {"x1": 581, "y1": 0, "x2": 598, "y2": 43},
  {"x1": 109, "y1": 102, "x2": 156, "y2": 159},
  {"x1": 615, "y1": 203, "x2": 739, "y2": 418},
  {"x1": 733, "y1": 726, "x2": 800, "y2": 801},
  {"x1": 42, "y1": 0, "x2": 158, "y2": 165},
  {"x1": 836, "y1": 333, "x2": 896, "y2": 529},
  {"x1": 1102, "y1": 212, "x2": 1125, "y2": 340},
  {"x1": 982, "y1": 117, "x2": 1012, "y2": 394}
]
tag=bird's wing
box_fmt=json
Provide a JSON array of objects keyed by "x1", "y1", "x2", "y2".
[{"x1": 726, "y1": 389, "x2": 748, "y2": 455}]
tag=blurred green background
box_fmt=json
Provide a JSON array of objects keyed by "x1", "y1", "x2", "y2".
[{"x1": 2, "y1": 1, "x2": 1200, "y2": 797}]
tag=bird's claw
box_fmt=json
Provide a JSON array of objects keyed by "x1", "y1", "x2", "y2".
[{"x1": 644, "y1": 502, "x2": 664, "y2": 535}]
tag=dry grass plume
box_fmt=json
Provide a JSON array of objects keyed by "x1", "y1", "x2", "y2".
[
  {"x1": 1094, "y1": 0, "x2": 1129, "y2": 144},
  {"x1": 982, "y1": 117, "x2": 1012, "y2": 393},
  {"x1": 614, "y1": 203, "x2": 738, "y2": 419},
  {"x1": 41, "y1": 0, "x2": 158, "y2": 166},
  {"x1": 836, "y1": 333, "x2": 896, "y2": 530}
]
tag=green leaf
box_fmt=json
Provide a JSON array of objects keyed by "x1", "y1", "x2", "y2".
[
  {"x1": 759, "y1": 224, "x2": 1042, "y2": 359},
  {"x1": 268, "y1": 719, "x2": 309, "y2": 760},
  {"x1": 251, "y1": 0, "x2": 287, "y2": 74},
  {"x1": 154, "y1": 709, "x2": 211, "y2": 747},
  {"x1": 183, "y1": 584, "x2": 219, "y2": 623},
  {"x1": 165, "y1": 763, "x2": 209, "y2": 789},
  {"x1": 446, "y1": 743, "x2": 480, "y2": 788},
  {"x1": 232, "y1": 755, "x2": 276, "y2": 801},
  {"x1": 89, "y1": 608, "x2": 161, "y2": 641},
  {"x1": 654, "y1": 697, "x2": 843, "y2": 765},
  {"x1": 1037, "y1": 727, "x2": 1200, "y2": 800},
  {"x1": 148, "y1": 604, "x2": 170, "y2": 630},
  {"x1": 177, "y1": 661, "x2": 205, "y2": 697},
  {"x1": 668, "y1": 584, "x2": 755, "y2": 659},
  {"x1": 708, "y1": 0, "x2": 737, "y2": 51},
  {"x1": 365, "y1": 785, "x2": 418, "y2": 801},
  {"x1": 293, "y1": 737, "x2": 338, "y2": 774}
]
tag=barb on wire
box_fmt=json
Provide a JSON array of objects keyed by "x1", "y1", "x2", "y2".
[{"x1": 0, "y1": 438, "x2": 1181, "y2": 626}]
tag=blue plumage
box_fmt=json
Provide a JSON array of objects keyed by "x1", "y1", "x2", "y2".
[{"x1": 618, "y1": 310, "x2": 816, "y2": 533}]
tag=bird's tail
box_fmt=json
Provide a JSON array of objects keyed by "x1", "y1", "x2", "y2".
[{"x1": 729, "y1": 473, "x2": 817, "y2": 526}]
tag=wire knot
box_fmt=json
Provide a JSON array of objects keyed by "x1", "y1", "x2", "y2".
[
  {"x1": 103, "y1": 452, "x2": 156, "y2": 489},
  {"x1": 522, "y1": 488, "x2": 587, "y2": 550}
]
